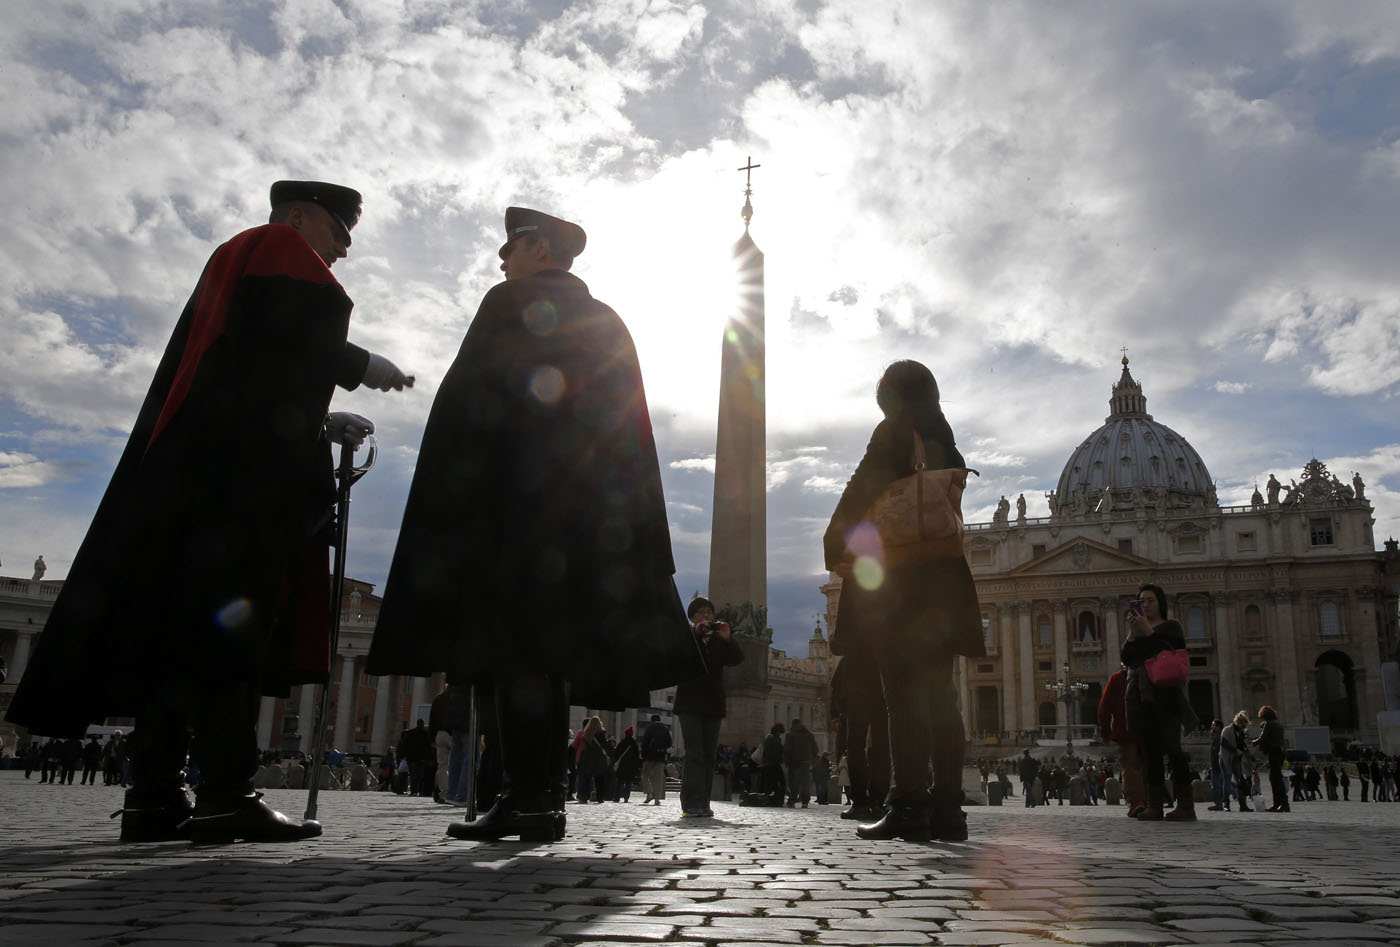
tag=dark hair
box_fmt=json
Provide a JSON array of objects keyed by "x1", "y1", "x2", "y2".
[
  {"x1": 1138, "y1": 583, "x2": 1168, "y2": 618},
  {"x1": 1258, "y1": 705, "x2": 1277, "y2": 721},
  {"x1": 875, "y1": 360, "x2": 964, "y2": 467},
  {"x1": 687, "y1": 595, "x2": 715, "y2": 620}
]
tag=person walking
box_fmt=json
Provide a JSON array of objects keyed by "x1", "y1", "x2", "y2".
[
  {"x1": 81, "y1": 735, "x2": 103, "y2": 786},
  {"x1": 782, "y1": 718, "x2": 820, "y2": 808},
  {"x1": 674, "y1": 595, "x2": 744, "y2": 818},
  {"x1": 824, "y1": 360, "x2": 985, "y2": 843},
  {"x1": 1018, "y1": 749, "x2": 1038, "y2": 808},
  {"x1": 1207, "y1": 719, "x2": 1229, "y2": 811},
  {"x1": 4, "y1": 180, "x2": 411, "y2": 843},
  {"x1": 640, "y1": 714, "x2": 672, "y2": 805},
  {"x1": 612, "y1": 726, "x2": 641, "y2": 802},
  {"x1": 366, "y1": 207, "x2": 703, "y2": 842}
]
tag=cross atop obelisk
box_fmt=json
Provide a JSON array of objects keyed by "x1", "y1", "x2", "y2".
[{"x1": 739, "y1": 156, "x2": 760, "y2": 228}]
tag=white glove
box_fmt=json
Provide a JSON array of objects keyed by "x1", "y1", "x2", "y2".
[
  {"x1": 324, "y1": 412, "x2": 375, "y2": 448},
  {"x1": 362, "y1": 352, "x2": 414, "y2": 392}
]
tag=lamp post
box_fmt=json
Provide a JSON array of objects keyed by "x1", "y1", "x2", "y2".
[{"x1": 1044, "y1": 662, "x2": 1089, "y2": 757}]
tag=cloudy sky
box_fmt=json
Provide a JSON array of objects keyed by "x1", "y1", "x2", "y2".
[{"x1": 3, "y1": 0, "x2": 1400, "y2": 656}]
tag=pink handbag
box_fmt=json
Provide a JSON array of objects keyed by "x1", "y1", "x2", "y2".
[{"x1": 1144, "y1": 648, "x2": 1189, "y2": 688}]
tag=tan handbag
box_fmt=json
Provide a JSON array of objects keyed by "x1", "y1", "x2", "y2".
[{"x1": 862, "y1": 433, "x2": 977, "y2": 567}]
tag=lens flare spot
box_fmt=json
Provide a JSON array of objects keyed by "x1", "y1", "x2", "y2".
[
  {"x1": 725, "y1": 328, "x2": 739, "y2": 345},
  {"x1": 529, "y1": 365, "x2": 566, "y2": 405},
  {"x1": 522, "y1": 301, "x2": 558, "y2": 335},
  {"x1": 853, "y1": 556, "x2": 885, "y2": 590},
  {"x1": 215, "y1": 597, "x2": 255, "y2": 630}
]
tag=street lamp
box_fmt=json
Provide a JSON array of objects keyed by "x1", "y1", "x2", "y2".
[{"x1": 1044, "y1": 661, "x2": 1089, "y2": 757}]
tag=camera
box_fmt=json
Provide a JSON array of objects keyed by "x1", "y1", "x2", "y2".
[
  {"x1": 701, "y1": 621, "x2": 720, "y2": 633},
  {"x1": 1128, "y1": 598, "x2": 1144, "y2": 617}
]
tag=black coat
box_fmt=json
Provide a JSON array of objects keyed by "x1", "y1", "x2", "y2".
[
  {"x1": 823, "y1": 415, "x2": 984, "y2": 660},
  {"x1": 673, "y1": 631, "x2": 745, "y2": 717},
  {"x1": 366, "y1": 269, "x2": 703, "y2": 708},
  {"x1": 7, "y1": 225, "x2": 368, "y2": 737}
]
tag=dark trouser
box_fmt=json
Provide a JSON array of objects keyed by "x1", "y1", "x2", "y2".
[
  {"x1": 787, "y1": 760, "x2": 813, "y2": 804},
  {"x1": 1138, "y1": 710, "x2": 1190, "y2": 803},
  {"x1": 679, "y1": 713, "x2": 722, "y2": 813},
  {"x1": 1267, "y1": 750, "x2": 1287, "y2": 808},
  {"x1": 842, "y1": 706, "x2": 890, "y2": 807},
  {"x1": 129, "y1": 677, "x2": 260, "y2": 802},
  {"x1": 876, "y1": 650, "x2": 964, "y2": 810},
  {"x1": 490, "y1": 670, "x2": 568, "y2": 812},
  {"x1": 82, "y1": 764, "x2": 99, "y2": 785}
]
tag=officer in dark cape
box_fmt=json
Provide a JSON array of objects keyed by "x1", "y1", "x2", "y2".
[
  {"x1": 367, "y1": 207, "x2": 703, "y2": 842},
  {"x1": 6, "y1": 180, "x2": 412, "y2": 843}
]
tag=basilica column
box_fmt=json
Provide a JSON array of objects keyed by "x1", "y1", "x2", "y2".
[
  {"x1": 1213, "y1": 594, "x2": 1239, "y2": 718},
  {"x1": 1271, "y1": 589, "x2": 1302, "y2": 722},
  {"x1": 296, "y1": 683, "x2": 317, "y2": 755},
  {"x1": 1101, "y1": 598, "x2": 1121, "y2": 671},
  {"x1": 370, "y1": 674, "x2": 392, "y2": 755},
  {"x1": 999, "y1": 604, "x2": 1018, "y2": 734},
  {"x1": 333, "y1": 654, "x2": 358, "y2": 752},
  {"x1": 1053, "y1": 603, "x2": 1069, "y2": 726},
  {"x1": 1018, "y1": 605, "x2": 1035, "y2": 733}
]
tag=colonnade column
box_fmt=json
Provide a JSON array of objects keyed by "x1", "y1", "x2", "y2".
[
  {"x1": 256, "y1": 696, "x2": 277, "y2": 754},
  {"x1": 11, "y1": 630, "x2": 33, "y2": 680},
  {"x1": 333, "y1": 653, "x2": 358, "y2": 752},
  {"x1": 296, "y1": 683, "x2": 317, "y2": 755},
  {"x1": 999, "y1": 604, "x2": 1018, "y2": 734},
  {"x1": 1213, "y1": 594, "x2": 1239, "y2": 718},
  {"x1": 370, "y1": 674, "x2": 392, "y2": 756}
]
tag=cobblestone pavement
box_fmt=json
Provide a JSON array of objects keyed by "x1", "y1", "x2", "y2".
[{"x1": 3, "y1": 772, "x2": 1399, "y2": 946}]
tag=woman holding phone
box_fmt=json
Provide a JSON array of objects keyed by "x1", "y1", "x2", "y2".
[{"x1": 1120, "y1": 583, "x2": 1195, "y2": 821}]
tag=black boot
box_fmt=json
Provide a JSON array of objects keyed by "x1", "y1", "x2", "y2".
[
  {"x1": 856, "y1": 804, "x2": 931, "y2": 842},
  {"x1": 185, "y1": 792, "x2": 321, "y2": 843},
  {"x1": 928, "y1": 786, "x2": 968, "y2": 841},
  {"x1": 112, "y1": 787, "x2": 195, "y2": 842},
  {"x1": 446, "y1": 795, "x2": 565, "y2": 842}
]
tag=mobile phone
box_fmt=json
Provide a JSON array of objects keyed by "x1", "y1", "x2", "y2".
[{"x1": 1128, "y1": 598, "x2": 1144, "y2": 616}]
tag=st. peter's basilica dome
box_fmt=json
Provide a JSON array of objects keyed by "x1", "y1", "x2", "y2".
[{"x1": 1050, "y1": 358, "x2": 1215, "y2": 516}]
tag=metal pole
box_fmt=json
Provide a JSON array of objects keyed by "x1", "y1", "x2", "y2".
[{"x1": 305, "y1": 443, "x2": 357, "y2": 822}]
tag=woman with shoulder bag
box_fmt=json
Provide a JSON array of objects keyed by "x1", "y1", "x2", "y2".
[
  {"x1": 823, "y1": 360, "x2": 985, "y2": 843},
  {"x1": 1120, "y1": 582, "x2": 1195, "y2": 821}
]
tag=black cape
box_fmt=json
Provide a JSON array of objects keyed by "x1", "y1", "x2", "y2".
[
  {"x1": 7, "y1": 224, "x2": 368, "y2": 736},
  {"x1": 366, "y1": 269, "x2": 703, "y2": 708}
]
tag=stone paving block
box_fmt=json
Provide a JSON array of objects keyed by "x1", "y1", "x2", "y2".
[
  {"x1": 270, "y1": 928, "x2": 420, "y2": 945},
  {"x1": 125, "y1": 924, "x2": 287, "y2": 941},
  {"x1": 678, "y1": 919, "x2": 809, "y2": 941},
  {"x1": 1052, "y1": 928, "x2": 1189, "y2": 944},
  {"x1": 810, "y1": 930, "x2": 933, "y2": 945},
  {"x1": 0, "y1": 923, "x2": 137, "y2": 944},
  {"x1": 1271, "y1": 921, "x2": 1400, "y2": 940}
]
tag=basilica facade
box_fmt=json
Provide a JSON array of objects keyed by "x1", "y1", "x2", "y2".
[{"x1": 823, "y1": 359, "x2": 1400, "y2": 747}]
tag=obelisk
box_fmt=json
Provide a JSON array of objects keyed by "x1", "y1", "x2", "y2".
[{"x1": 709, "y1": 159, "x2": 771, "y2": 745}]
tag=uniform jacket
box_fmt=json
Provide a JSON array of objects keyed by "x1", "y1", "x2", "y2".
[
  {"x1": 7, "y1": 225, "x2": 367, "y2": 737},
  {"x1": 823, "y1": 415, "x2": 984, "y2": 660},
  {"x1": 366, "y1": 269, "x2": 703, "y2": 708}
]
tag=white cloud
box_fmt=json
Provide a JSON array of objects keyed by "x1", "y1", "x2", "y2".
[
  {"x1": 1213, "y1": 381, "x2": 1252, "y2": 394},
  {"x1": 669, "y1": 456, "x2": 716, "y2": 472}
]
